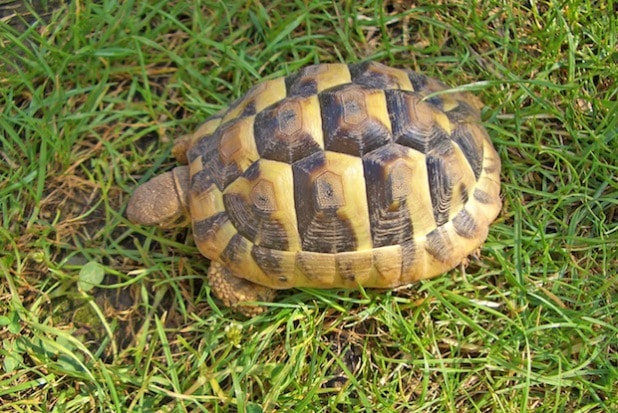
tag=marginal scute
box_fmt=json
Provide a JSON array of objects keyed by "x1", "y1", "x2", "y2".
[
  {"x1": 425, "y1": 95, "x2": 445, "y2": 111},
  {"x1": 335, "y1": 250, "x2": 374, "y2": 286},
  {"x1": 482, "y1": 138, "x2": 502, "y2": 178},
  {"x1": 452, "y1": 209, "x2": 479, "y2": 239},
  {"x1": 406, "y1": 71, "x2": 428, "y2": 91},
  {"x1": 194, "y1": 116, "x2": 224, "y2": 138},
  {"x1": 372, "y1": 245, "x2": 403, "y2": 285},
  {"x1": 285, "y1": 63, "x2": 351, "y2": 97},
  {"x1": 473, "y1": 188, "x2": 493, "y2": 204},
  {"x1": 189, "y1": 161, "x2": 213, "y2": 196},
  {"x1": 350, "y1": 61, "x2": 414, "y2": 91},
  {"x1": 422, "y1": 76, "x2": 451, "y2": 96},
  {"x1": 399, "y1": 239, "x2": 422, "y2": 283},
  {"x1": 220, "y1": 233, "x2": 253, "y2": 266},
  {"x1": 222, "y1": 77, "x2": 287, "y2": 123},
  {"x1": 425, "y1": 226, "x2": 454, "y2": 263},
  {"x1": 444, "y1": 98, "x2": 482, "y2": 123},
  {"x1": 459, "y1": 182, "x2": 469, "y2": 204},
  {"x1": 190, "y1": 182, "x2": 223, "y2": 222},
  {"x1": 452, "y1": 124, "x2": 484, "y2": 179},
  {"x1": 295, "y1": 252, "x2": 336, "y2": 286},
  {"x1": 193, "y1": 212, "x2": 237, "y2": 261},
  {"x1": 181, "y1": 117, "x2": 223, "y2": 164},
  {"x1": 447, "y1": 142, "x2": 478, "y2": 216},
  {"x1": 251, "y1": 245, "x2": 292, "y2": 285}
]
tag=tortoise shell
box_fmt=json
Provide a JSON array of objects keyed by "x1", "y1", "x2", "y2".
[{"x1": 177, "y1": 61, "x2": 501, "y2": 290}]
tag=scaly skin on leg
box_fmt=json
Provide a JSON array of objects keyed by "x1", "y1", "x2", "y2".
[
  {"x1": 207, "y1": 261, "x2": 276, "y2": 317},
  {"x1": 171, "y1": 135, "x2": 192, "y2": 164}
]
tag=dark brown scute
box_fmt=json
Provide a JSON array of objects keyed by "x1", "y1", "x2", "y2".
[
  {"x1": 223, "y1": 192, "x2": 290, "y2": 251},
  {"x1": 186, "y1": 115, "x2": 224, "y2": 164},
  {"x1": 190, "y1": 169, "x2": 215, "y2": 196},
  {"x1": 293, "y1": 152, "x2": 358, "y2": 253},
  {"x1": 399, "y1": 239, "x2": 417, "y2": 275},
  {"x1": 445, "y1": 99, "x2": 480, "y2": 123},
  {"x1": 426, "y1": 155, "x2": 453, "y2": 227},
  {"x1": 406, "y1": 70, "x2": 428, "y2": 91},
  {"x1": 239, "y1": 100, "x2": 257, "y2": 118},
  {"x1": 458, "y1": 182, "x2": 469, "y2": 204},
  {"x1": 425, "y1": 227, "x2": 453, "y2": 263},
  {"x1": 251, "y1": 245, "x2": 287, "y2": 280},
  {"x1": 385, "y1": 90, "x2": 451, "y2": 154},
  {"x1": 292, "y1": 151, "x2": 326, "y2": 188},
  {"x1": 452, "y1": 125, "x2": 484, "y2": 179},
  {"x1": 425, "y1": 95, "x2": 445, "y2": 110},
  {"x1": 187, "y1": 129, "x2": 215, "y2": 164},
  {"x1": 253, "y1": 98, "x2": 321, "y2": 163},
  {"x1": 473, "y1": 188, "x2": 493, "y2": 204},
  {"x1": 225, "y1": 93, "x2": 258, "y2": 118},
  {"x1": 319, "y1": 85, "x2": 392, "y2": 157},
  {"x1": 194, "y1": 120, "x2": 254, "y2": 190},
  {"x1": 220, "y1": 233, "x2": 252, "y2": 266},
  {"x1": 349, "y1": 61, "x2": 401, "y2": 89},
  {"x1": 363, "y1": 144, "x2": 414, "y2": 247},
  {"x1": 452, "y1": 209, "x2": 478, "y2": 239},
  {"x1": 223, "y1": 162, "x2": 289, "y2": 250},
  {"x1": 284, "y1": 66, "x2": 325, "y2": 97},
  {"x1": 193, "y1": 212, "x2": 229, "y2": 244},
  {"x1": 299, "y1": 211, "x2": 358, "y2": 253}
]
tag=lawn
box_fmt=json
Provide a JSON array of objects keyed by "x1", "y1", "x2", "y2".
[{"x1": 0, "y1": 0, "x2": 616, "y2": 412}]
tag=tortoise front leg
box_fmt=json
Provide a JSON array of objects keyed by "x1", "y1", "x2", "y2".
[{"x1": 207, "y1": 261, "x2": 276, "y2": 317}]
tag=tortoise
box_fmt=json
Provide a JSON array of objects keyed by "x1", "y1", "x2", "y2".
[{"x1": 126, "y1": 61, "x2": 502, "y2": 316}]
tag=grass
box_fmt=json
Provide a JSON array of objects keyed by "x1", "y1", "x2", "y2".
[{"x1": 0, "y1": 0, "x2": 616, "y2": 411}]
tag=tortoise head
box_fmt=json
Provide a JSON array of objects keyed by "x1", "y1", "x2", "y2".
[{"x1": 126, "y1": 166, "x2": 191, "y2": 229}]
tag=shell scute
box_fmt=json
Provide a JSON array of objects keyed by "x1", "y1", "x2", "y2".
[
  {"x1": 253, "y1": 95, "x2": 324, "y2": 163},
  {"x1": 319, "y1": 84, "x2": 392, "y2": 157},
  {"x1": 349, "y1": 61, "x2": 414, "y2": 91}
]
